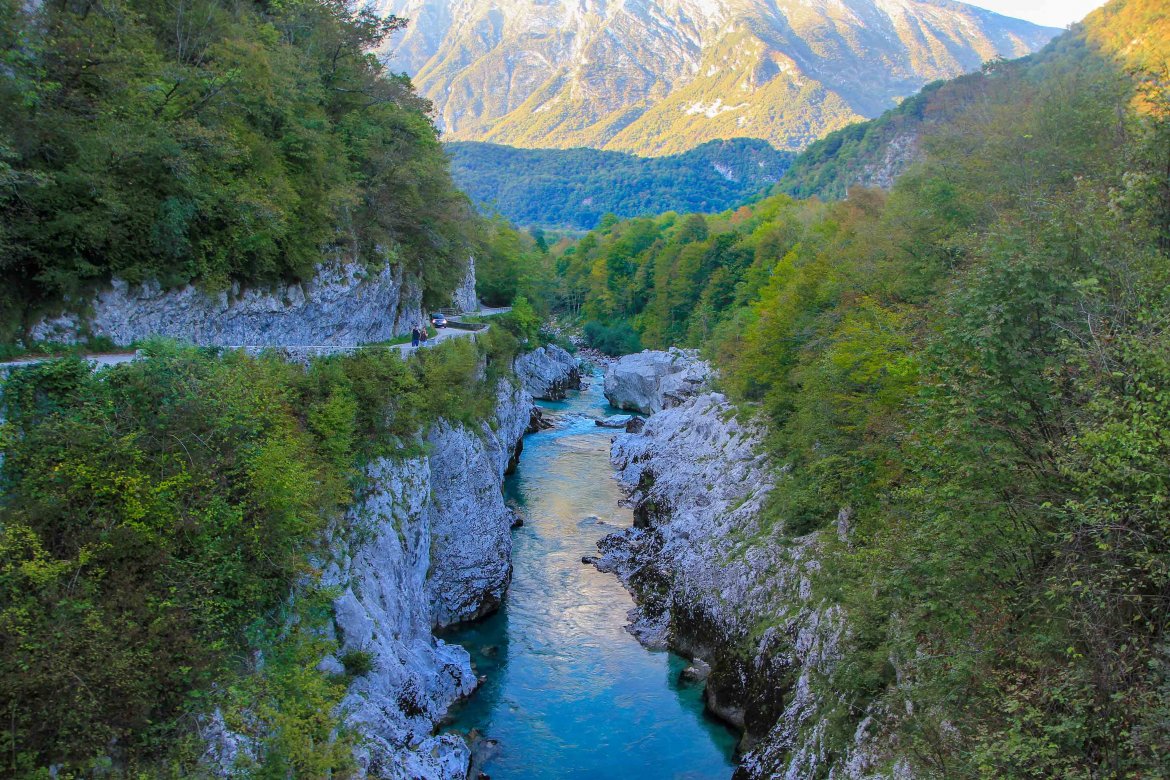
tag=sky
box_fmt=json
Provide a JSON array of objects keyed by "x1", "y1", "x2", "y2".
[{"x1": 962, "y1": 0, "x2": 1107, "y2": 28}]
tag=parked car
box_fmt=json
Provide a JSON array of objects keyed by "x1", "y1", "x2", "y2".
[{"x1": 430, "y1": 313, "x2": 448, "y2": 328}]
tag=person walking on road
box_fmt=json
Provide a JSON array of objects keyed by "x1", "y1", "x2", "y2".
[{"x1": 411, "y1": 325, "x2": 421, "y2": 348}]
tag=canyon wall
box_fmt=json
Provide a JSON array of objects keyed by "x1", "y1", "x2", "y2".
[
  {"x1": 319, "y1": 377, "x2": 532, "y2": 778},
  {"x1": 204, "y1": 353, "x2": 575, "y2": 779},
  {"x1": 597, "y1": 354, "x2": 897, "y2": 778}
]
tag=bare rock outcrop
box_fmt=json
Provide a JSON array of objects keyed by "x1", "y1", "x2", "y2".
[
  {"x1": 29, "y1": 259, "x2": 424, "y2": 347},
  {"x1": 325, "y1": 456, "x2": 477, "y2": 780},
  {"x1": 597, "y1": 392, "x2": 893, "y2": 778},
  {"x1": 602, "y1": 348, "x2": 709, "y2": 414},
  {"x1": 211, "y1": 371, "x2": 560, "y2": 779},
  {"x1": 453, "y1": 257, "x2": 478, "y2": 314},
  {"x1": 318, "y1": 367, "x2": 569, "y2": 778},
  {"x1": 514, "y1": 345, "x2": 581, "y2": 401},
  {"x1": 426, "y1": 380, "x2": 531, "y2": 628}
]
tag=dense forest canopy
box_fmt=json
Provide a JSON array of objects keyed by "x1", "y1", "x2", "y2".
[
  {"x1": 552, "y1": 1, "x2": 1170, "y2": 772},
  {"x1": 446, "y1": 139, "x2": 793, "y2": 231},
  {"x1": 0, "y1": 0, "x2": 479, "y2": 336}
]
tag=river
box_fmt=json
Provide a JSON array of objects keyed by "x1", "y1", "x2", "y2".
[{"x1": 445, "y1": 371, "x2": 737, "y2": 779}]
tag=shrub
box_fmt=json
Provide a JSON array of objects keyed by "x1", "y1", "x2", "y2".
[{"x1": 339, "y1": 649, "x2": 375, "y2": 678}]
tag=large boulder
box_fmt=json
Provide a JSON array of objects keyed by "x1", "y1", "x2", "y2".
[
  {"x1": 603, "y1": 348, "x2": 709, "y2": 414},
  {"x1": 514, "y1": 345, "x2": 581, "y2": 400}
]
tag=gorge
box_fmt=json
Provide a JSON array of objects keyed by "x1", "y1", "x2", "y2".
[{"x1": 3, "y1": 0, "x2": 1169, "y2": 777}]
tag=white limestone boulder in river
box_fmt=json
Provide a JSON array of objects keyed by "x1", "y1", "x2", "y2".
[
  {"x1": 603, "y1": 348, "x2": 709, "y2": 413},
  {"x1": 595, "y1": 350, "x2": 902, "y2": 778},
  {"x1": 514, "y1": 344, "x2": 581, "y2": 400}
]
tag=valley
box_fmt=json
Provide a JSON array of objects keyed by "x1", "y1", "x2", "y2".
[{"x1": 3, "y1": 0, "x2": 1169, "y2": 779}]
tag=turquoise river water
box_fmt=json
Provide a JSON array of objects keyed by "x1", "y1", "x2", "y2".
[{"x1": 445, "y1": 373, "x2": 737, "y2": 779}]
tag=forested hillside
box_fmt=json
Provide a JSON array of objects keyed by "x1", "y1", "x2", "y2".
[
  {"x1": 0, "y1": 0, "x2": 551, "y2": 773},
  {"x1": 777, "y1": 0, "x2": 1170, "y2": 201},
  {"x1": 447, "y1": 139, "x2": 792, "y2": 231},
  {"x1": 0, "y1": 0, "x2": 478, "y2": 339},
  {"x1": 556, "y1": 0, "x2": 1170, "y2": 772}
]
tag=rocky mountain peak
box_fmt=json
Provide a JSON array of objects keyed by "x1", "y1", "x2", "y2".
[{"x1": 377, "y1": 0, "x2": 1061, "y2": 155}]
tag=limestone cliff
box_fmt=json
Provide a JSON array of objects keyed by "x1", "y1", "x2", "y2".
[
  {"x1": 597, "y1": 369, "x2": 894, "y2": 777},
  {"x1": 29, "y1": 259, "x2": 424, "y2": 347},
  {"x1": 452, "y1": 258, "x2": 479, "y2": 314},
  {"x1": 320, "y1": 377, "x2": 532, "y2": 778},
  {"x1": 318, "y1": 356, "x2": 567, "y2": 779},
  {"x1": 202, "y1": 351, "x2": 573, "y2": 779}
]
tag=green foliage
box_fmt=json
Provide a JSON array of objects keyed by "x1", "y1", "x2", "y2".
[
  {"x1": 338, "y1": 649, "x2": 374, "y2": 678},
  {"x1": 496, "y1": 295, "x2": 541, "y2": 345},
  {"x1": 0, "y1": 336, "x2": 510, "y2": 775},
  {"x1": 0, "y1": 0, "x2": 477, "y2": 332},
  {"x1": 475, "y1": 217, "x2": 556, "y2": 309},
  {"x1": 582, "y1": 319, "x2": 641, "y2": 356},
  {"x1": 554, "y1": 7, "x2": 1170, "y2": 773},
  {"x1": 551, "y1": 189, "x2": 828, "y2": 353},
  {"x1": 448, "y1": 139, "x2": 793, "y2": 230}
]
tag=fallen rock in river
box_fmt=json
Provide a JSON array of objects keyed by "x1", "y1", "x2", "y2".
[
  {"x1": 514, "y1": 345, "x2": 581, "y2": 400},
  {"x1": 527, "y1": 406, "x2": 554, "y2": 433},
  {"x1": 595, "y1": 414, "x2": 634, "y2": 428},
  {"x1": 603, "y1": 349, "x2": 710, "y2": 414}
]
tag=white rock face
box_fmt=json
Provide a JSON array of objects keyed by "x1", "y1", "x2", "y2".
[
  {"x1": 514, "y1": 345, "x2": 581, "y2": 400},
  {"x1": 453, "y1": 257, "x2": 478, "y2": 314},
  {"x1": 598, "y1": 392, "x2": 891, "y2": 778},
  {"x1": 426, "y1": 380, "x2": 532, "y2": 628},
  {"x1": 603, "y1": 348, "x2": 709, "y2": 414},
  {"x1": 29, "y1": 260, "x2": 424, "y2": 347},
  {"x1": 325, "y1": 456, "x2": 477, "y2": 780},
  {"x1": 317, "y1": 377, "x2": 538, "y2": 777}
]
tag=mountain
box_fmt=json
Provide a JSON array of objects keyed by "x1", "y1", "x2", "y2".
[
  {"x1": 447, "y1": 138, "x2": 793, "y2": 230},
  {"x1": 377, "y1": 0, "x2": 1061, "y2": 156},
  {"x1": 775, "y1": 0, "x2": 1165, "y2": 201}
]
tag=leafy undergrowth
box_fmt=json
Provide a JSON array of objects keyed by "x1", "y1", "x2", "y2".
[{"x1": 0, "y1": 332, "x2": 520, "y2": 776}]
